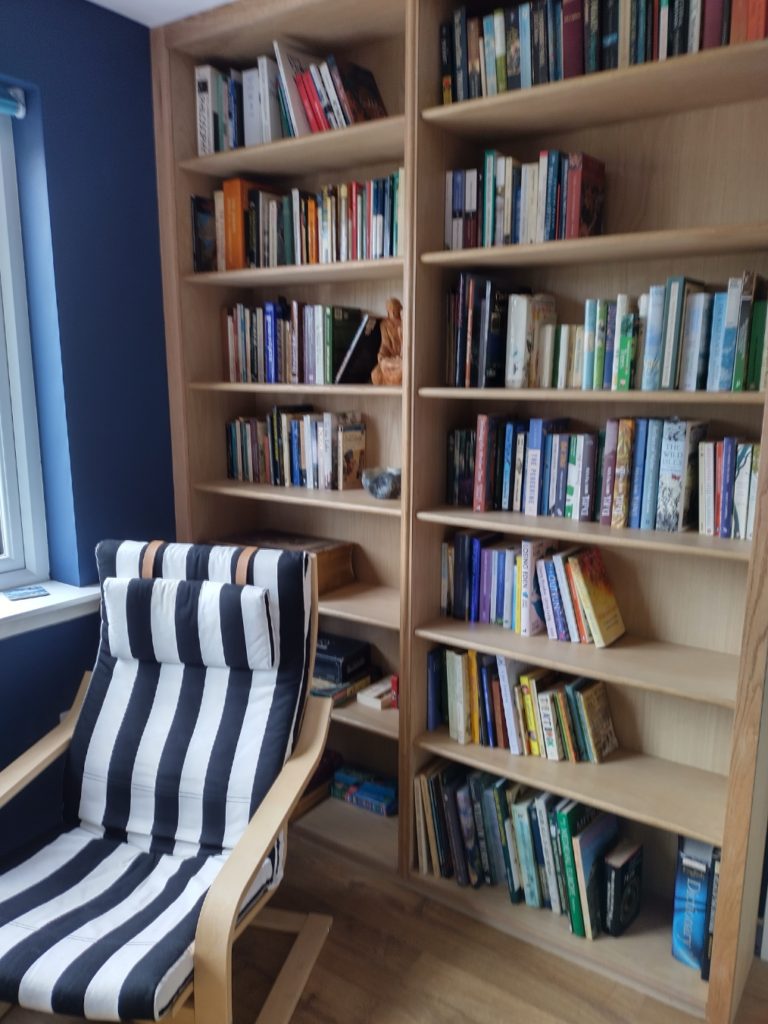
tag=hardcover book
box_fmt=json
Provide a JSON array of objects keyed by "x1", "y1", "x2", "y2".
[
  {"x1": 603, "y1": 840, "x2": 643, "y2": 936},
  {"x1": 572, "y1": 812, "x2": 620, "y2": 939},
  {"x1": 672, "y1": 837, "x2": 716, "y2": 971}
]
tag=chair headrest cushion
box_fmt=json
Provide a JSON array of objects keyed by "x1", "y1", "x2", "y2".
[{"x1": 103, "y1": 576, "x2": 274, "y2": 670}]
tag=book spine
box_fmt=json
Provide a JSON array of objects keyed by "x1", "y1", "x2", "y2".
[
  {"x1": 628, "y1": 418, "x2": 649, "y2": 529},
  {"x1": 537, "y1": 560, "x2": 559, "y2": 640},
  {"x1": 720, "y1": 437, "x2": 737, "y2": 537},
  {"x1": 599, "y1": 419, "x2": 619, "y2": 525},
  {"x1": 558, "y1": 811, "x2": 586, "y2": 936},
  {"x1": 536, "y1": 800, "x2": 562, "y2": 914}
]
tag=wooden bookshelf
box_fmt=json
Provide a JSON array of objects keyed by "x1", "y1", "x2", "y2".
[
  {"x1": 291, "y1": 797, "x2": 399, "y2": 872},
  {"x1": 152, "y1": 1, "x2": 768, "y2": 1020},
  {"x1": 413, "y1": 876, "x2": 709, "y2": 1016},
  {"x1": 186, "y1": 257, "x2": 404, "y2": 288},
  {"x1": 332, "y1": 701, "x2": 399, "y2": 739},
  {"x1": 196, "y1": 480, "x2": 401, "y2": 517},
  {"x1": 420, "y1": 39, "x2": 768, "y2": 137},
  {"x1": 415, "y1": 618, "x2": 738, "y2": 709},
  {"x1": 417, "y1": 727, "x2": 726, "y2": 844},
  {"x1": 417, "y1": 507, "x2": 752, "y2": 562},
  {"x1": 421, "y1": 223, "x2": 768, "y2": 270}
]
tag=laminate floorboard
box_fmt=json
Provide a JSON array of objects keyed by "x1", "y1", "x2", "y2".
[{"x1": 5, "y1": 831, "x2": 768, "y2": 1024}]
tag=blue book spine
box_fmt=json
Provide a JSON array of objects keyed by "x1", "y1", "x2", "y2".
[
  {"x1": 628, "y1": 418, "x2": 649, "y2": 529},
  {"x1": 520, "y1": 4, "x2": 533, "y2": 88},
  {"x1": 540, "y1": 432, "x2": 554, "y2": 515},
  {"x1": 544, "y1": 152, "x2": 559, "y2": 242},
  {"x1": 480, "y1": 664, "x2": 496, "y2": 747},
  {"x1": 264, "y1": 303, "x2": 277, "y2": 383},
  {"x1": 513, "y1": 805, "x2": 541, "y2": 906},
  {"x1": 470, "y1": 536, "x2": 483, "y2": 622},
  {"x1": 558, "y1": 153, "x2": 568, "y2": 241},
  {"x1": 553, "y1": 0, "x2": 564, "y2": 80},
  {"x1": 717, "y1": 282, "x2": 741, "y2": 391},
  {"x1": 672, "y1": 839, "x2": 712, "y2": 971},
  {"x1": 427, "y1": 648, "x2": 444, "y2": 730},
  {"x1": 641, "y1": 285, "x2": 666, "y2": 390},
  {"x1": 545, "y1": 560, "x2": 569, "y2": 640},
  {"x1": 640, "y1": 419, "x2": 664, "y2": 530},
  {"x1": 495, "y1": 550, "x2": 506, "y2": 625},
  {"x1": 524, "y1": 417, "x2": 544, "y2": 514},
  {"x1": 602, "y1": 302, "x2": 617, "y2": 390},
  {"x1": 289, "y1": 420, "x2": 301, "y2": 486},
  {"x1": 502, "y1": 423, "x2": 515, "y2": 510},
  {"x1": 528, "y1": 803, "x2": 551, "y2": 908},
  {"x1": 720, "y1": 437, "x2": 737, "y2": 538},
  {"x1": 706, "y1": 292, "x2": 728, "y2": 391}
]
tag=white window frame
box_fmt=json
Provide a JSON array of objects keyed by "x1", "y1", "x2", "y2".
[{"x1": 0, "y1": 114, "x2": 48, "y2": 587}]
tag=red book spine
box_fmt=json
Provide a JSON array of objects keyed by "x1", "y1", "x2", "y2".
[
  {"x1": 561, "y1": 0, "x2": 585, "y2": 76},
  {"x1": 565, "y1": 154, "x2": 582, "y2": 240},
  {"x1": 701, "y1": 0, "x2": 726, "y2": 44},
  {"x1": 747, "y1": 0, "x2": 768, "y2": 36},
  {"x1": 295, "y1": 72, "x2": 319, "y2": 133},
  {"x1": 303, "y1": 70, "x2": 329, "y2": 131},
  {"x1": 565, "y1": 562, "x2": 590, "y2": 643},
  {"x1": 473, "y1": 414, "x2": 490, "y2": 512},
  {"x1": 730, "y1": 0, "x2": 750, "y2": 40}
]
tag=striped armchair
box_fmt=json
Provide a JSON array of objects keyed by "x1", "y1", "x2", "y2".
[{"x1": 0, "y1": 540, "x2": 331, "y2": 1024}]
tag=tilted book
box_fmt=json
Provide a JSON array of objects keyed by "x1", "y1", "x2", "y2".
[{"x1": 567, "y1": 547, "x2": 625, "y2": 648}]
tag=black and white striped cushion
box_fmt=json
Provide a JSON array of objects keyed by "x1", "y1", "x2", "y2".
[{"x1": 0, "y1": 540, "x2": 311, "y2": 1020}]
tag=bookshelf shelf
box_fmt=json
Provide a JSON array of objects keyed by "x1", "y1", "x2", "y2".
[
  {"x1": 417, "y1": 727, "x2": 726, "y2": 844},
  {"x1": 319, "y1": 581, "x2": 400, "y2": 629},
  {"x1": 179, "y1": 115, "x2": 406, "y2": 178},
  {"x1": 186, "y1": 257, "x2": 404, "y2": 288},
  {"x1": 417, "y1": 387, "x2": 766, "y2": 407},
  {"x1": 421, "y1": 39, "x2": 768, "y2": 138},
  {"x1": 331, "y1": 701, "x2": 399, "y2": 739},
  {"x1": 421, "y1": 224, "x2": 768, "y2": 271},
  {"x1": 411, "y1": 876, "x2": 709, "y2": 1016},
  {"x1": 291, "y1": 797, "x2": 399, "y2": 872},
  {"x1": 196, "y1": 479, "x2": 401, "y2": 517},
  {"x1": 190, "y1": 382, "x2": 402, "y2": 398},
  {"x1": 417, "y1": 506, "x2": 752, "y2": 562},
  {"x1": 414, "y1": 619, "x2": 738, "y2": 710}
]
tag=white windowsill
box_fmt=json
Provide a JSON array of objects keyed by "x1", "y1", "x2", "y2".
[{"x1": 0, "y1": 581, "x2": 100, "y2": 641}]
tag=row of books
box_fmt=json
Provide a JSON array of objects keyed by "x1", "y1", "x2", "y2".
[
  {"x1": 226, "y1": 408, "x2": 365, "y2": 490},
  {"x1": 222, "y1": 301, "x2": 382, "y2": 386},
  {"x1": 447, "y1": 414, "x2": 759, "y2": 539},
  {"x1": 414, "y1": 759, "x2": 643, "y2": 939},
  {"x1": 444, "y1": 150, "x2": 605, "y2": 250},
  {"x1": 428, "y1": 646, "x2": 619, "y2": 762},
  {"x1": 195, "y1": 42, "x2": 387, "y2": 155},
  {"x1": 331, "y1": 765, "x2": 398, "y2": 816},
  {"x1": 444, "y1": 271, "x2": 768, "y2": 393},
  {"x1": 191, "y1": 169, "x2": 404, "y2": 273},
  {"x1": 442, "y1": 536, "x2": 625, "y2": 647},
  {"x1": 440, "y1": 2, "x2": 766, "y2": 105}
]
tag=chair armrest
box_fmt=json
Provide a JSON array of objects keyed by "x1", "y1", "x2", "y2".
[
  {"x1": 192, "y1": 693, "x2": 331, "y2": 1023},
  {"x1": 0, "y1": 672, "x2": 91, "y2": 812}
]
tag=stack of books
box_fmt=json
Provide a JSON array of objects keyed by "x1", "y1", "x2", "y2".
[
  {"x1": 441, "y1": 536, "x2": 625, "y2": 647},
  {"x1": 445, "y1": 150, "x2": 605, "y2": 249},
  {"x1": 195, "y1": 43, "x2": 388, "y2": 155},
  {"x1": 311, "y1": 631, "x2": 373, "y2": 703},
  {"x1": 446, "y1": 414, "x2": 760, "y2": 539},
  {"x1": 226, "y1": 407, "x2": 365, "y2": 490},
  {"x1": 427, "y1": 648, "x2": 619, "y2": 763},
  {"x1": 414, "y1": 761, "x2": 643, "y2": 939},
  {"x1": 444, "y1": 271, "x2": 768, "y2": 392},
  {"x1": 222, "y1": 301, "x2": 382, "y2": 386},
  {"x1": 331, "y1": 765, "x2": 398, "y2": 815},
  {"x1": 439, "y1": 2, "x2": 767, "y2": 104}
]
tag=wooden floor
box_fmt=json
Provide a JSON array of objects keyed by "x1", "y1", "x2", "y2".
[{"x1": 5, "y1": 831, "x2": 768, "y2": 1024}]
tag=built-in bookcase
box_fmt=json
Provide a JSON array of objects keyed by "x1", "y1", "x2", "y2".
[{"x1": 152, "y1": 0, "x2": 768, "y2": 1019}]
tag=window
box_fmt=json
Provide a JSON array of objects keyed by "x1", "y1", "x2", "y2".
[{"x1": 0, "y1": 111, "x2": 48, "y2": 587}]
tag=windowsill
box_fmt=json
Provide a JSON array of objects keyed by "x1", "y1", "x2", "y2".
[{"x1": 0, "y1": 581, "x2": 100, "y2": 641}]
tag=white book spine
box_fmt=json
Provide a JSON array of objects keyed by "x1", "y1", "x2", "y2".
[
  {"x1": 242, "y1": 68, "x2": 262, "y2": 147},
  {"x1": 320, "y1": 61, "x2": 346, "y2": 128},
  {"x1": 733, "y1": 443, "x2": 753, "y2": 540},
  {"x1": 496, "y1": 657, "x2": 523, "y2": 755},
  {"x1": 688, "y1": 0, "x2": 702, "y2": 52},
  {"x1": 505, "y1": 295, "x2": 531, "y2": 388},
  {"x1": 195, "y1": 65, "x2": 216, "y2": 155},
  {"x1": 571, "y1": 325, "x2": 585, "y2": 388},
  {"x1": 535, "y1": 796, "x2": 562, "y2": 914},
  {"x1": 513, "y1": 436, "x2": 526, "y2": 512},
  {"x1": 553, "y1": 552, "x2": 580, "y2": 643},
  {"x1": 747, "y1": 445, "x2": 760, "y2": 541},
  {"x1": 536, "y1": 151, "x2": 548, "y2": 244},
  {"x1": 557, "y1": 325, "x2": 570, "y2": 389}
]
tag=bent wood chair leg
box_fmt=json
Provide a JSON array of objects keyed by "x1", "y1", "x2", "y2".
[{"x1": 252, "y1": 911, "x2": 332, "y2": 1024}]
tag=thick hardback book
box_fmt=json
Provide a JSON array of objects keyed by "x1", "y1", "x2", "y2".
[
  {"x1": 557, "y1": 801, "x2": 599, "y2": 936},
  {"x1": 314, "y1": 631, "x2": 370, "y2": 683},
  {"x1": 655, "y1": 419, "x2": 708, "y2": 532},
  {"x1": 672, "y1": 837, "x2": 716, "y2": 970},
  {"x1": 227, "y1": 530, "x2": 355, "y2": 594},
  {"x1": 572, "y1": 812, "x2": 620, "y2": 939}
]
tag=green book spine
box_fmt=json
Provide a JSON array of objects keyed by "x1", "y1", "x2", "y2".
[
  {"x1": 492, "y1": 780, "x2": 521, "y2": 902},
  {"x1": 281, "y1": 197, "x2": 294, "y2": 266},
  {"x1": 483, "y1": 150, "x2": 496, "y2": 247},
  {"x1": 592, "y1": 299, "x2": 608, "y2": 390},
  {"x1": 557, "y1": 803, "x2": 595, "y2": 937},
  {"x1": 616, "y1": 314, "x2": 636, "y2": 391},
  {"x1": 747, "y1": 301, "x2": 767, "y2": 391}
]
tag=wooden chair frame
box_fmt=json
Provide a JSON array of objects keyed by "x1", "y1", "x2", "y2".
[{"x1": 0, "y1": 559, "x2": 331, "y2": 1024}]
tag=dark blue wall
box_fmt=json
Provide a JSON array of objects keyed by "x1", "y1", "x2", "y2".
[{"x1": 0, "y1": 0, "x2": 174, "y2": 846}]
